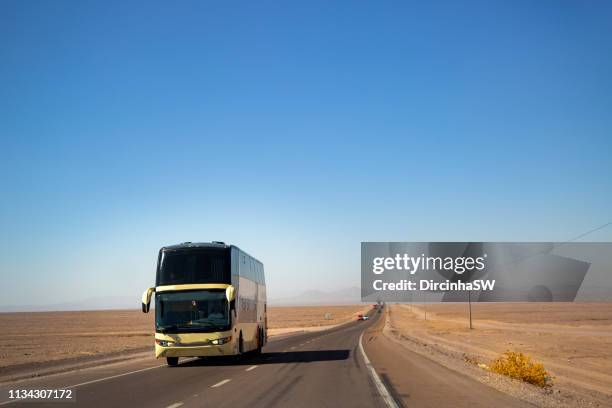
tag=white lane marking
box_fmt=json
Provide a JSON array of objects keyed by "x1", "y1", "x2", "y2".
[
  {"x1": 70, "y1": 357, "x2": 198, "y2": 388},
  {"x1": 245, "y1": 365, "x2": 258, "y2": 372},
  {"x1": 0, "y1": 321, "x2": 365, "y2": 406},
  {"x1": 211, "y1": 379, "x2": 231, "y2": 388},
  {"x1": 359, "y1": 332, "x2": 400, "y2": 408},
  {"x1": 0, "y1": 358, "x2": 199, "y2": 406},
  {"x1": 166, "y1": 403, "x2": 184, "y2": 408}
]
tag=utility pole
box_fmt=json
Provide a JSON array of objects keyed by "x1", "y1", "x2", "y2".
[
  {"x1": 409, "y1": 292, "x2": 413, "y2": 313},
  {"x1": 468, "y1": 290, "x2": 473, "y2": 329}
]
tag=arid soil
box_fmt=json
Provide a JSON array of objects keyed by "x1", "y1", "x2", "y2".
[
  {"x1": 0, "y1": 305, "x2": 368, "y2": 381},
  {"x1": 0, "y1": 310, "x2": 154, "y2": 369},
  {"x1": 387, "y1": 302, "x2": 612, "y2": 407},
  {"x1": 267, "y1": 305, "x2": 369, "y2": 330}
]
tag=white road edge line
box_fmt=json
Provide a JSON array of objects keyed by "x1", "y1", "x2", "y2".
[
  {"x1": 211, "y1": 379, "x2": 231, "y2": 388},
  {"x1": 165, "y1": 403, "x2": 184, "y2": 408},
  {"x1": 358, "y1": 332, "x2": 400, "y2": 408},
  {"x1": 0, "y1": 358, "x2": 199, "y2": 406},
  {"x1": 245, "y1": 365, "x2": 258, "y2": 372}
]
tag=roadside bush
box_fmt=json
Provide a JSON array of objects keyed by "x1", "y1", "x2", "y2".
[{"x1": 490, "y1": 351, "x2": 552, "y2": 388}]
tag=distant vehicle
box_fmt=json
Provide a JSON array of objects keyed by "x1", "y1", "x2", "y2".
[
  {"x1": 141, "y1": 242, "x2": 267, "y2": 366},
  {"x1": 372, "y1": 304, "x2": 377, "y2": 309},
  {"x1": 357, "y1": 314, "x2": 369, "y2": 321}
]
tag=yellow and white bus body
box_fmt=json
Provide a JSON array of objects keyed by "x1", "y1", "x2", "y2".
[{"x1": 142, "y1": 242, "x2": 267, "y2": 366}]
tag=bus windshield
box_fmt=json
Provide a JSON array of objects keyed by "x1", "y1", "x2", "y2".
[
  {"x1": 157, "y1": 248, "x2": 230, "y2": 286},
  {"x1": 156, "y1": 290, "x2": 230, "y2": 333}
]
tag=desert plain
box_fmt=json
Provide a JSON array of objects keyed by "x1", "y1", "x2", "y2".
[
  {"x1": 386, "y1": 302, "x2": 612, "y2": 407},
  {"x1": 0, "y1": 305, "x2": 368, "y2": 382},
  {"x1": 2, "y1": 301, "x2": 611, "y2": 407}
]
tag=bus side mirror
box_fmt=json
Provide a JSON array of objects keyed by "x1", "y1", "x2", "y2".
[
  {"x1": 225, "y1": 285, "x2": 236, "y2": 302},
  {"x1": 142, "y1": 287, "x2": 155, "y2": 313}
]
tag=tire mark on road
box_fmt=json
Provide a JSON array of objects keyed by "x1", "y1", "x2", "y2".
[
  {"x1": 352, "y1": 345, "x2": 361, "y2": 368},
  {"x1": 380, "y1": 373, "x2": 407, "y2": 408},
  {"x1": 260, "y1": 375, "x2": 303, "y2": 407}
]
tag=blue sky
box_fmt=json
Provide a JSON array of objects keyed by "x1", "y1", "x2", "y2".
[{"x1": 1, "y1": 1, "x2": 611, "y2": 308}]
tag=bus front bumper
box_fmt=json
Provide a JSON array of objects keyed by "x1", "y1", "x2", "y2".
[
  {"x1": 155, "y1": 342, "x2": 235, "y2": 358},
  {"x1": 154, "y1": 331, "x2": 236, "y2": 358}
]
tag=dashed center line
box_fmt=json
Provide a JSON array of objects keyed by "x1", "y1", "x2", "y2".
[
  {"x1": 0, "y1": 358, "x2": 201, "y2": 406},
  {"x1": 165, "y1": 403, "x2": 184, "y2": 408},
  {"x1": 211, "y1": 379, "x2": 231, "y2": 388},
  {"x1": 246, "y1": 365, "x2": 258, "y2": 372}
]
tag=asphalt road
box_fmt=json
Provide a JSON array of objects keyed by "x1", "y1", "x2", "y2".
[
  {"x1": 1, "y1": 311, "x2": 386, "y2": 408},
  {"x1": 1, "y1": 308, "x2": 534, "y2": 408},
  {"x1": 363, "y1": 311, "x2": 534, "y2": 408}
]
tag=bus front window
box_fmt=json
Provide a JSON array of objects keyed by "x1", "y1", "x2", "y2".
[
  {"x1": 156, "y1": 249, "x2": 231, "y2": 286},
  {"x1": 156, "y1": 290, "x2": 230, "y2": 333}
]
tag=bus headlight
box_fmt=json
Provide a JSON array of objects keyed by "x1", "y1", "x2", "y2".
[
  {"x1": 156, "y1": 339, "x2": 174, "y2": 347},
  {"x1": 211, "y1": 336, "x2": 232, "y2": 345}
]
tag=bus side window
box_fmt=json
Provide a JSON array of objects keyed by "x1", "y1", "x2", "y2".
[{"x1": 241, "y1": 254, "x2": 246, "y2": 279}]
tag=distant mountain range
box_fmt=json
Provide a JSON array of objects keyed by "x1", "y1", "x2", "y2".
[
  {"x1": 0, "y1": 287, "x2": 364, "y2": 312},
  {"x1": 0, "y1": 296, "x2": 138, "y2": 313},
  {"x1": 4, "y1": 284, "x2": 607, "y2": 312},
  {"x1": 269, "y1": 287, "x2": 362, "y2": 306}
]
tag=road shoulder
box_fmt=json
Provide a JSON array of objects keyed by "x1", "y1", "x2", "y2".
[{"x1": 363, "y1": 309, "x2": 538, "y2": 408}]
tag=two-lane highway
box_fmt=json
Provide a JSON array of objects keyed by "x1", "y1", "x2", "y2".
[
  {"x1": 2, "y1": 308, "x2": 536, "y2": 408},
  {"x1": 3, "y1": 311, "x2": 386, "y2": 408}
]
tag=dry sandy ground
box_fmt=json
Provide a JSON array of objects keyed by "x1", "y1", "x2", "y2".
[
  {"x1": 387, "y1": 302, "x2": 612, "y2": 407},
  {"x1": 267, "y1": 305, "x2": 369, "y2": 331},
  {"x1": 0, "y1": 305, "x2": 368, "y2": 382}
]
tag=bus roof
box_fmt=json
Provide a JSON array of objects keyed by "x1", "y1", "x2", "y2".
[
  {"x1": 161, "y1": 242, "x2": 263, "y2": 264},
  {"x1": 163, "y1": 242, "x2": 229, "y2": 251}
]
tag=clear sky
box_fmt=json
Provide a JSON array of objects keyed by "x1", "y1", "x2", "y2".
[{"x1": 1, "y1": 1, "x2": 611, "y2": 308}]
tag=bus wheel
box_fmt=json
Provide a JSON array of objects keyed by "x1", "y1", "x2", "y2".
[
  {"x1": 255, "y1": 329, "x2": 262, "y2": 355},
  {"x1": 166, "y1": 357, "x2": 179, "y2": 366}
]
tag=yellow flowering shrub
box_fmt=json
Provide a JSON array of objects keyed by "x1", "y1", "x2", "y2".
[{"x1": 490, "y1": 351, "x2": 552, "y2": 388}]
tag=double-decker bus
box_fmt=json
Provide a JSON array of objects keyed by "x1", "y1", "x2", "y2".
[{"x1": 141, "y1": 242, "x2": 267, "y2": 366}]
